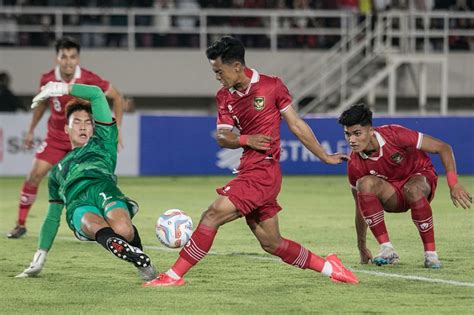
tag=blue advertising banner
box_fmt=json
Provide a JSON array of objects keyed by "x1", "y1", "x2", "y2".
[{"x1": 140, "y1": 115, "x2": 474, "y2": 175}]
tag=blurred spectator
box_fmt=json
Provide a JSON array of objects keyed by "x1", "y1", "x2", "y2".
[
  {"x1": 153, "y1": 0, "x2": 175, "y2": 47},
  {"x1": 0, "y1": 14, "x2": 19, "y2": 46},
  {"x1": 105, "y1": 0, "x2": 129, "y2": 47},
  {"x1": 174, "y1": 0, "x2": 200, "y2": 47},
  {"x1": 0, "y1": 72, "x2": 25, "y2": 112},
  {"x1": 135, "y1": 0, "x2": 154, "y2": 47},
  {"x1": 292, "y1": 0, "x2": 318, "y2": 49}
]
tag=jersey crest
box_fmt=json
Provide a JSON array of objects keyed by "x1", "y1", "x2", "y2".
[
  {"x1": 390, "y1": 152, "x2": 404, "y2": 164},
  {"x1": 253, "y1": 96, "x2": 265, "y2": 111}
]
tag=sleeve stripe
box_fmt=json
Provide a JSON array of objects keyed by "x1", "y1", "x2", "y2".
[
  {"x1": 416, "y1": 132, "x2": 423, "y2": 149},
  {"x1": 95, "y1": 118, "x2": 117, "y2": 126},
  {"x1": 280, "y1": 104, "x2": 292, "y2": 113},
  {"x1": 49, "y1": 200, "x2": 64, "y2": 204},
  {"x1": 217, "y1": 124, "x2": 234, "y2": 130}
]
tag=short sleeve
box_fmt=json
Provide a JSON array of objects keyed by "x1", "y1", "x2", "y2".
[
  {"x1": 39, "y1": 75, "x2": 49, "y2": 91},
  {"x1": 93, "y1": 121, "x2": 118, "y2": 155},
  {"x1": 216, "y1": 92, "x2": 234, "y2": 130},
  {"x1": 274, "y1": 77, "x2": 292, "y2": 113},
  {"x1": 85, "y1": 70, "x2": 110, "y2": 93},
  {"x1": 389, "y1": 125, "x2": 423, "y2": 149}
]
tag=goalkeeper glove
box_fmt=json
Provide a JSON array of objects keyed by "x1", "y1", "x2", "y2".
[
  {"x1": 31, "y1": 81, "x2": 69, "y2": 109},
  {"x1": 16, "y1": 249, "x2": 48, "y2": 278}
]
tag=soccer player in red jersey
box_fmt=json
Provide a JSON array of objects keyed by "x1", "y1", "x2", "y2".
[
  {"x1": 144, "y1": 36, "x2": 359, "y2": 287},
  {"x1": 338, "y1": 104, "x2": 472, "y2": 268},
  {"x1": 7, "y1": 37, "x2": 124, "y2": 239}
]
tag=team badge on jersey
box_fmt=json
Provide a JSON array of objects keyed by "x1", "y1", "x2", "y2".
[
  {"x1": 390, "y1": 152, "x2": 404, "y2": 164},
  {"x1": 253, "y1": 97, "x2": 265, "y2": 111}
]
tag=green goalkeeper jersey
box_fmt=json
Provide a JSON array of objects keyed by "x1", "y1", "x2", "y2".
[{"x1": 38, "y1": 84, "x2": 117, "y2": 250}]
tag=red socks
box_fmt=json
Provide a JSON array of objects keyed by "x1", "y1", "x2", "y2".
[
  {"x1": 17, "y1": 182, "x2": 38, "y2": 226},
  {"x1": 172, "y1": 223, "x2": 217, "y2": 277},
  {"x1": 357, "y1": 192, "x2": 390, "y2": 244},
  {"x1": 273, "y1": 238, "x2": 325, "y2": 271},
  {"x1": 410, "y1": 197, "x2": 435, "y2": 251}
]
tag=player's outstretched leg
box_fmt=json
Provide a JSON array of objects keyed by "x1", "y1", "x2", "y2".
[{"x1": 271, "y1": 238, "x2": 359, "y2": 284}]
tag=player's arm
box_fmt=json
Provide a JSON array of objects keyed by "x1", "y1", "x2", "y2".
[
  {"x1": 16, "y1": 176, "x2": 63, "y2": 278},
  {"x1": 216, "y1": 128, "x2": 273, "y2": 151},
  {"x1": 31, "y1": 82, "x2": 113, "y2": 131},
  {"x1": 105, "y1": 85, "x2": 124, "y2": 149},
  {"x1": 282, "y1": 106, "x2": 348, "y2": 164},
  {"x1": 420, "y1": 134, "x2": 472, "y2": 209},
  {"x1": 352, "y1": 188, "x2": 372, "y2": 264},
  {"x1": 24, "y1": 100, "x2": 48, "y2": 149}
]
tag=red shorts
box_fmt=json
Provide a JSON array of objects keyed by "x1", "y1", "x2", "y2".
[
  {"x1": 216, "y1": 159, "x2": 282, "y2": 224},
  {"x1": 35, "y1": 136, "x2": 72, "y2": 165},
  {"x1": 390, "y1": 168, "x2": 438, "y2": 211}
]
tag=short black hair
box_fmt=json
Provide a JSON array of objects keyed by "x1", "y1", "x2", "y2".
[
  {"x1": 338, "y1": 103, "x2": 373, "y2": 127},
  {"x1": 206, "y1": 36, "x2": 245, "y2": 65},
  {"x1": 65, "y1": 98, "x2": 92, "y2": 121},
  {"x1": 0, "y1": 72, "x2": 10, "y2": 86},
  {"x1": 55, "y1": 36, "x2": 81, "y2": 54}
]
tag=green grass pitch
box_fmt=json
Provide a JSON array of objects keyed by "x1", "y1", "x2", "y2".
[{"x1": 1, "y1": 176, "x2": 473, "y2": 314}]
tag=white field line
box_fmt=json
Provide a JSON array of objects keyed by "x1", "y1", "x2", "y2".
[
  {"x1": 143, "y1": 244, "x2": 474, "y2": 287},
  {"x1": 23, "y1": 235, "x2": 474, "y2": 287}
]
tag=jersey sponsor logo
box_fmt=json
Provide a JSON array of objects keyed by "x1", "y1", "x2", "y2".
[
  {"x1": 390, "y1": 152, "x2": 404, "y2": 164},
  {"x1": 253, "y1": 96, "x2": 265, "y2": 111},
  {"x1": 369, "y1": 169, "x2": 388, "y2": 180},
  {"x1": 224, "y1": 186, "x2": 231, "y2": 192}
]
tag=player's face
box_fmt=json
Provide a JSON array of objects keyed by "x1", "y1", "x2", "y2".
[
  {"x1": 209, "y1": 57, "x2": 241, "y2": 89},
  {"x1": 65, "y1": 110, "x2": 94, "y2": 148},
  {"x1": 344, "y1": 124, "x2": 374, "y2": 152},
  {"x1": 56, "y1": 48, "x2": 80, "y2": 79}
]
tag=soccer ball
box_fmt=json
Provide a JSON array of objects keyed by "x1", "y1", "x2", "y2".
[{"x1": 156, "y1": 209, "x2": 193, "y2": 248}]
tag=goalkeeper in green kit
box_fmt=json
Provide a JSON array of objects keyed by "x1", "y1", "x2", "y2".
[{"x1": 16, "y1": 82, "x2": 157, "y2": 281}]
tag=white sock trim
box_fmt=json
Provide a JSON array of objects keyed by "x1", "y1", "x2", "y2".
[
  {"x1": 321, "y1": 261, "x2": 333, "y2": 277},
  {"x1": 166, "y1": 269, "x2": 181, "y2": 280},
  {"x1": 380, "y1": 242, "x2": 393, "y2": 248}
]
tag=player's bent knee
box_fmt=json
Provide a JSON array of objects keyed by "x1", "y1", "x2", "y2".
[
  {"x1": 402, "y1": 184, "x2": 424, "y2": 201},
  {"x1": 355, "y1": 175, "x2": 380, "y2": 193}
]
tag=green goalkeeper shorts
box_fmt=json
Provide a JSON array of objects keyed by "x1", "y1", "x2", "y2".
[{"x1": 67, "y1": 180, "x2": 134, "y2": 240}]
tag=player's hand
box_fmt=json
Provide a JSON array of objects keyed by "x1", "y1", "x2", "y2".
[
  {"x1": 246, "y1": 134, "x2": 272, "y2": 151},
  {"x1": 15, "y1": 249, "x2": 47, "y2": 278},
  {"x1": 31, "y1": 82, "x2": 69, "y2": 109},
  {"x1": 450, "y1": 183, "x2": 472, "y2": 209},
  {"x1": 358, "y1": 246, "x2": 373, "y2": 264},
  {"x1": 323, "y1": 152, "x2": 350, "y2": 164},
  {"x1": 23, "y1": 130, "x2": 34, "y2": 149}
]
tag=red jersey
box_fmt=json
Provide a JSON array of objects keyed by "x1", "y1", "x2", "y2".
[
  {"x1": 216, "y1": 68, "x2": 292, "y2": 170},
  {"x1": 347, "y1": 125, "x2": 436, "y2": 188},
  {"x1": 39, "y1": 66, "x2": 110, "y2": 143}
]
